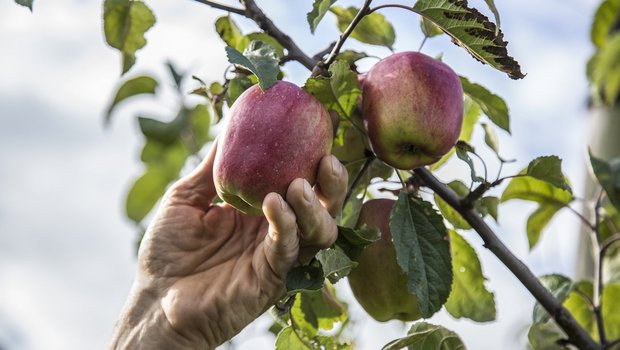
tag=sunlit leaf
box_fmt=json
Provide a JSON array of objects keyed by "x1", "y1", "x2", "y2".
[
  {"x1": 431, "y1": 96, "x2": 480, "y2": 170},
  {"x1": 330, "y1": 6, "x2": 395, "y2": 49},
  {"x1": 532, "y1": 274, "x2": 575, "y2": 323},
  {"x1": 460, "y1": 76, "x2": 510, "y2": 133},
  {"x1": 304, "y1": 59, "x2": 361, "y2": 119},
  {"x1": 126, "y1": 167, "x2": 169, "y2": 223},
  {"x1": 307, "y1": 0, "x2": 337, "y2": 33},
  {"x1": 105, "y1": 75, "x2": 158, "y2": 124},
  {"x1": 275, "y1": 327, "x2": 311, "y2": 350},
  {"x1": 602, "y1": 283, "x2": 620, "y2": 340},
  {"x1": 435, "y1": 181, "x2": 470, "y2": 230},
  {"x1": 420, "y1": 16, "x2": 442, "y2": 38},
  {"x1": 526, "y1": 156, "x2": 572, "y2": 193},
  {"x1": 290, "y1": 287, "x2": 346, "y2": 337},
  {"x1": 591, "y1": 0, "x2": 620, "y2": 49},
  {"x1": 445, "y1": 231, "x2": 496, "y2": 322},
  {"x1": 103, "y1": 0, "x2": 156, "y2": 74},
  {"x1": 481, "y1": 122, "x2": 499, "y2": 153},
  {"x1": 588, "y1": 33, "x2": 620, "y2": 105}
]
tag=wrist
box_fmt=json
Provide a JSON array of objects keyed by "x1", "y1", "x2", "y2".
[{"x1": 108, "y1": 284, "x2": 212, "y2": 350}]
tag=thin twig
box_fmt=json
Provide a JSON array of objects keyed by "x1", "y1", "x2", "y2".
[
  {"x1": 369, "y1": 3, "x2": 416, "y2": 14},
  {"x1": 593, "y1": 188, "x2": 608, "y2": 347},
  {"x1": 323, "y1": 0, "x2": 373, "y2": 67},
  {"x1": 414, "y1": 167, "x2": 601, "y2": 350},
  {"x1": 191, "y1": 0, "x2": 246, "y2": 16},
  {"x1": 342, "y1": 155, "x2": 375, "y2": 209}
]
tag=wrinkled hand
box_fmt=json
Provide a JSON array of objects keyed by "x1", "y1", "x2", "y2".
[{"x1": 108, "y1": 140, "x2": 348, "y2": 349}]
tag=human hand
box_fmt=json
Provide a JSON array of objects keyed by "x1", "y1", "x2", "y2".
[{"x1": 108, "y1": 140, "x2": 348, "y2": 349}]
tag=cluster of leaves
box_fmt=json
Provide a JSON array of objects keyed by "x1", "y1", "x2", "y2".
[{"x1": 588, "y1": 0, "x2": 620, "y2": 106}]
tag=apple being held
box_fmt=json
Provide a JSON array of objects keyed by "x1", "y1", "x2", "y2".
[
  {"x1": 213, "y1": 80, "x2": 333, "y2": 215},
  {"x1": 363, "y1": 51, "x2": 463, "y2": 169},
  {"x1": 347, "y1": 199, "x2": 422, "y2": 322}
]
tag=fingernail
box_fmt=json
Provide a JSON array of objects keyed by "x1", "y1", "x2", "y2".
[
  {"x1": 331, "y1": 156, "x2": 341, "y2": 177},
  {"x1": 303, "y1": 180, "x2": 314, "y2": 202}
]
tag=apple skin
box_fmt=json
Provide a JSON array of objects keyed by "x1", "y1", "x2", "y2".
[
  {"x1": 213, "y1": 81, "x2": 333, "y2": 215},
  {"x1": 362, "y1": 51, "x2": 463, "y2": 170},
  {"x1": 348, "y1": 199, "x2": 421, "y2": 322}
]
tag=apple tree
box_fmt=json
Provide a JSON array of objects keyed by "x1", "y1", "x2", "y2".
[{"x1": 16, "y1": 0, "x2": 620, "y2": 348}]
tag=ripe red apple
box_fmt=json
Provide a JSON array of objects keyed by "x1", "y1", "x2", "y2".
[
  {"x1": 362, "y1": 51, "x2": 463, "y2": 169},
  {"x1": 213, "y1": 81, "x2": 333, "y2": 215},
  {"x1": 347, "y1": 199, "x2": 421, "y2": 322}
]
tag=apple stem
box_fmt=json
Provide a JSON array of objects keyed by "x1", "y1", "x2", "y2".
[{"x1": 414, "y1": 167, "x2": 602, "y2": 350}]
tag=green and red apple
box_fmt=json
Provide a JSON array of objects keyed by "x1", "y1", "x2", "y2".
[
  {"x1": 213, "y1": 80, "x2": 333, "y2": 215},
  {"x1": 347, "y1": 198, "x2": 422, "y2": 322},
  {"x1": 363, "y1": 51, "x2": 463, "y2": 169}
]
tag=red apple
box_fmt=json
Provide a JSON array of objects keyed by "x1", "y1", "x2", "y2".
[
  {"x1": 213, "y1": 81, "x2": 333, "y2": 215},
  {"x1": 347, "y1": 199, "x2": 421, "y2": 322},
  {"x1": 363, "y1": 51, "x2": 463, "y2": 170}
]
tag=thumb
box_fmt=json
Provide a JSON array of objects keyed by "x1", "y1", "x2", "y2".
[
  {"x1": 262, "y1": 192, "x2": 300, "y2": 279},
  {"x1": 169, "y1": 139, "x2": 219, "y2": 209}
]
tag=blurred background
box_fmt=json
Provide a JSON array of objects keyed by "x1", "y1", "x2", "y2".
[{"x1": 0, "y1": 0, "x2": 602, "y2": 349}]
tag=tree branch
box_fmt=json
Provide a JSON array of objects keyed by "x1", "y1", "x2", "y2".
[
  {"x1": 414, "y1": 167, "x2": 601, "y2": 350},
  {"x1": 191, "y1": 0, "x2": 246, "y2": 16},
  {"x1": 239, "y1": 0, "x2": 317, "y2": 70},
  {"x1": 323, "y1": 0, "x2": 373, "y2": 67}
]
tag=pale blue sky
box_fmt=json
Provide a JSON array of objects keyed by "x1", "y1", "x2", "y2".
[{"x1": 0, "y1": 0, "x2": 601, "y2": 349}]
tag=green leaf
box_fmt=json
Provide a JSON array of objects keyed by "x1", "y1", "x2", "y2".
[
  {"x1": 481, "y1": 122, "x2": 499, "y2": 153},
  {"x1": 525, "y1": 205, "x2": 560, "y2": 249},
  {"x1": 528, "y1": 321, "x2": 566, "y2": 350},
  {"x1": 140, "y1": 139, "x2": 188, "y2": 175},
  {"x1": 390, "y1": 193, "x2": 452, "y2": 318},
  {"x1": 125, "y1": 167, "x2": 169, "y2": 223},
  {"x1": 430, "y1": 96, "x2": 480, "y2": 170},
  {"x1": 412, "y1": 0, "x2": 524, "y2": 79},
  {"x1": 103, "y1": 0, "x2": 156, "y2": 74},
  {"x1": 382, "y1": 322, "x2": 466, "y2": 350},
  {"x1": 460, "y1": 76, "x2": 510, "y2": 133},
  {"x1": 501, "y1": 168, "x2": 573, "y2": 249},
  {"x1": 166, "y1": 61, "x2": 184, "y2": 89},
  {"x1": 330, "y1": 6, "x2": 395, "y2": 49},
  {"x1": 105, "y1": 75, "x2": 158, "y2": 125},
  {"x1": 480, "y1": 196, "x2": 499, "y2": 221},
  {"x1": 420, "y1": 16, "x2": 443, "y2": 38},
  {"x1": 225, "y1": 40, "x2": 280, "y2": 90},
  {"x1": 526, "y1": 156, "x2": 572, "y2": 193},
  {"x1": 275, "y1": 327, "x2": 311, "y2": 350},
  {"x1": 285, "y1": 265, "x2": 324, "y2": 294},
  {"x1": 303, "y1": 60, "x2": 361, "y2": 119},
  {"x1": 336, "y1": 50, "x2": 369, "y2": 65},
  {"x1": 339, "y1": 194, "x2": 362, "y2": 228},
  {"x1": 307, "y1": 0, "x2": 337, "y2": 33},
  {"x1": 434, "y1": 181, "x2": 471, "y2": 230},
  {"x1": 589, "y1": 33, "x2": 620, "y2": 105},
  {"x1": 445, "y1": 230, "x2": 496, "y2": 322},
  {"x1": 227, "y1": 75, "x2": 254, "y2": 105},
  {"x1": 602, "y1": 283, "x2": 620, "y2": 340},
  {"x1": 189, "y1": 104, "x2": 211, "y2": 149},
  {"x1": 456, "y1": 141, "x2": 484, "y2": 183},
  {"x1": 335, "y1": 225, "x2": 380, "y2": 261},
  {"x1": 591, "y1": 0, "x2": 620, "y2": 49},
  {"x1": 563, "y1": 281, "x2": 598, "y2": 339},
  {"x1": 291, "y1": 288, "x2": 346, "y2": 337},
  {"x1": 246, "y1": 32, "x2": 285, "y2": 58},
  {"x1": 316, "y1": 247, "x2": 357, "y2": 283},
  {"x1": 532, "y1": 274, "x2": 576, "y2": 323},
  {"x1": 15, "y1": 0, "x2": 33, "y2": 11},
  {"x1": 590, "y1": 151, "x2": 620, "y2": 210},
  {"x1": 215, "y1": 16, "x2": 248, "y2": 51}
]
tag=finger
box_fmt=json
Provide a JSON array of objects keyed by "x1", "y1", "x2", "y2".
[
  {"x1": 168, "y1": 139, "x2": 219, "y2": 209},
  {"x1": 314, "y1": 155, "x2": 348, "y2": 217},
  {"x1": 262, "y1": 192, "x2": 300, "y2": 278},
  {"x1": 286, "y1": 178, "x2": 338, "y2": 256}
]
